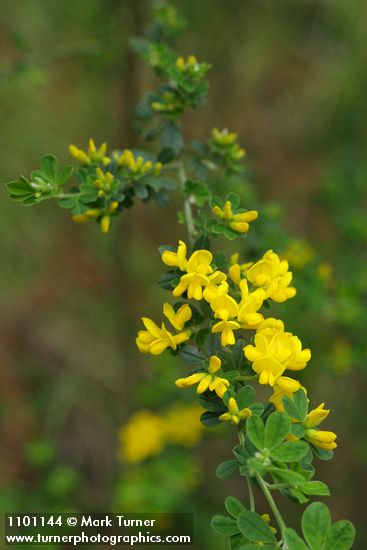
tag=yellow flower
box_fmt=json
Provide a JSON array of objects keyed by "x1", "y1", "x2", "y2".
[
  {"x1": 237, "y1": 280, "x2": 265, "y2": 329},
  {"x1": 246, "y1": 250, "x2": 296, "y2": 302},
  {"x1": 161, "y1": 240, "x2": 187, "y2": 271},
  {"x1": 228, "y1": 263, "x2": 241, "y2": 284},
  {"x1": 69, "y1": 138, "x2": 110, "y2": 165},
  {"x1": 164, "y1": 404, "x2": 204, "y2": 447},
  {"x1": 219, "y1": 397, "x2": 252, "y2": 425},
  {"x1": 205, "y1": 283, "x2": 239, "y2": 321},
  {"x1": 306, "y1": 429, "x2": 337, "y2": 450},
  {"x1": 244, "y1": 322, "x2": 311, "y2": 385},
  {"x1": 175, "y1": 54, "x2": 198, "y2": 71},
  {"x1": 93, "y1": 168, "x2": 114, "y2": 196},
  {"x1": 269, "y1": 376, "x2": 303, "y2": 412},
  {"x1": 305, "y1": 403, "x2": 330, "y2": 428},
  {"x1": 261, "y1": 514, "x2": 277, "y2": 534},
  {"x1": 317, "y1": 262, "x2": 333, "y2": 286},
  {"x1": 175, "y1": 355, "x2": 230, "y2": 398},
  {"x1": 212, "y1": 128, "x2": 238, "y2": 146},
  {"x1": 212, "y1": 319, "x2": 241, "y2": 347},
  {"x1": 118, "y1": 411, "x2": 165, "y2": 463},
  {"x1": 113, "y1": 149, "x2": 161, "y2": 176},
  {"x1": 282, "y1": 240, "x2": 314, "y2": 270},
  {"x1": 136, "y1": 317, "x2": 189, "y2": 355},
  {"x1": 212, "y1": 200, "x2": 258, "y2": 234},
  {"x1": 304, "y1": 403, "x2": 337, "y2": 450},
  {"x1": 172, "y1": 249, "x2": 226, "y2": 300},
  {"x1": 72, "y1": 201, "x2": 119, "y2": 234},
  {"x1": 203, "y1": 281, "x2": 240, "y2": 345},
  {"x1": 163, "y1": 303, "x2": 192, "y2": 331}
]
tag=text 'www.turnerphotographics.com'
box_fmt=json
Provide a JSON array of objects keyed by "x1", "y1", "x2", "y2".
[{"x1": 4, "y1": 513, "x2": 193, "y2": 546}]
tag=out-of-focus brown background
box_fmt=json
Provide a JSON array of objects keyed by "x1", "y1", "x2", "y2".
[{"x1": 1, "y1": 1, "x2": 366, "y2": 548}]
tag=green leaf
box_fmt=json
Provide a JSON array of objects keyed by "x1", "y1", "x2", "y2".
[
  {"x1": 209, "y1": 195, "x2": 223, "y2": 209},
  {"x1": 312, "y1": 445, "x2": 334, "y2": 461},
  {"x1": 301, "y1": 481, "x2": 330, "y2": 496},
  {"x1": 216, "y1": 460, "x2": 239, "y2": 480},
  {"x1": 290, "y1": 423, "x2": 306, "y2": 438},
  {"x1": 284, "y1": 528, "x2": 309, "y2": 550},
  {"x1": 225, "y1": 496, "x2": 246, "y2": 518},
  {"x1": 226, "y1": 192, "x2": 241, "y2": 209},
  {"x1": 270, "y1": 441, "x2": 309, "y2": 462},
  {"x1": 192, "y1": 234, "x2": 210, "y2": 252},
  {"x1": 237, "y1": 510, "x2": 276, "y2": 544},
  {"x1": 229, "y1": 533, "x2": 248, "y2": 550},
  {"x1": 200, "y1": 411, "x2": 221, "y2": 427},
  {"x1": 270, "y1": 467, "x2": 306, "y2": 486},
  {"x1": 324, "y1": 520, "x2": 355, "y2": 550},
  {"x1": 246, "y1": 415, "x2": 265, "y2": 450},
  {"x1": 177, "y1": 345, "x2": 205, "y2": 366},
  {"x1": 59, "y1": 164, "x2": 73, "y2": 184},
  {"x1": 223, "y1": 225, "x2": 240, "y2": 240},
  {"x1": 157, "y1": 146, "x2": 176, "y2": 164},
  {"x1": 135, "y1": 181, "x2": 149, "y2": 199},
  {"x1": 236, "y1": 386, "x2": 255, "y2": 409},
  {"x1": 158, "y1": 270, "x2": 178, "y2": 290},
  {"x1": 232, "y1": 445, "x2": 249, "y2": 465},
  {"x1": 302, "y1": 502, "x2": 331, "y2": 550},
  {"x1": 265, "y1": 412, "x2": 290, "y2": 449},
  {"x1": 161, "y1": 121, "x2": 183, "y2": 153},
  {"x1": 6, "y1": 176, "x2": 33, "y2": 196},
  {"x1": 283, "y1": 393, "x2": 307, "y2": 422},
  {"x1": 239, "y1": 545, "x2": 278, "y2": 550},
  {"x1": 40, "y1": 154, "x2": 59, "y2": 182},
  {"x1": 291, "y1": 488, "x2": 310, "y2": 504},
  {"x1": 211, "y1": 514, "x2": 239, "y2": 536}
]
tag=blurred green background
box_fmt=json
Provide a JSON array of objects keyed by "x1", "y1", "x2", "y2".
[{"x1": 0, "y1": 0, "x2": 366, "y2": 548}]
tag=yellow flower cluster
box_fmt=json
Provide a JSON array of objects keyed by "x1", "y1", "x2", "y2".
[
  {"x1": 72, "y1": 201, "x2": 119, "y2": 234},
  {"x1": 305, "y1": 403, "x2": 337, "y2": 450},
  {"x1": 93, "y1": 167, "x2": 114, "y2": 197},
  {"x1": 211, "y1": 128, "x2": 245, "y2": 160},
  {"x1": 219, "y1": 397, "x2": 252, "y2": 425},
  {"x1": 175, "y1": 55, "x2": 198, "y2": 71},
  {"x1": 212, "y1": 200, "x2": 258, "y2": 233},
  {"x1": 244, "y1": 318, "x2": 311, "y2": 386},
  {"x1": 69, "y1": 138, "x2": 110, "y2": 166},
  {"x1": 176, "y1": 355, "x2": 230, "y2": 398},
  {"x1": 281, "y1": 239, "x2": 314, "y2": 270},
  {"x1": 136, "y1": 302, "x2": 191, "y2": 355},
  {"x1": 136, "y1": 230, "x2": 337, "y2": 451},
  {"x1": 245, "y1": 250, "x2": 296, "y2": 302},
  {"x1": 118, "y1": 403, "x2": 204, "y2": 463},
  {"x1": 113, "y1": 149, "x2": 162, "y2": 177}
]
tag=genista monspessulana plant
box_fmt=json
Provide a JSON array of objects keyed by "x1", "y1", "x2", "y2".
[{"x1": 5, "y1": 4, "x2": 356, "y2": 549}]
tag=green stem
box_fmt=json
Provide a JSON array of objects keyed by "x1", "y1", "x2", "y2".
[
  {"x1": 53, "y1": 192, "x2": 84, "y2": 199},
  {"x1": 256, "y1": 475, "x2": 287, "y2": 537},
  {"x1": 238, "y1": 428, "x2": 255, "y2": 512},
  {"x1": 246, "y1": 477, "x2": 255, "y2": 512},
  {"x1": 178, "y1": 159, "x2": 196, "y2": 244}
]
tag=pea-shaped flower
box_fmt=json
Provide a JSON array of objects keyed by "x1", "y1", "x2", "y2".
[{"x1": 175, "y1": 355, "x2": 230, "y2": 398}]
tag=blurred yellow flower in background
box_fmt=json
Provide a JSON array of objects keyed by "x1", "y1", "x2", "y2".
[{"x1": 119, "y1": 404, "x2": 204, "y2": 463}]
